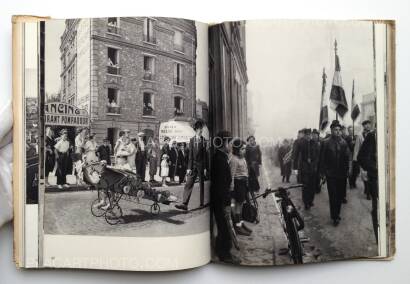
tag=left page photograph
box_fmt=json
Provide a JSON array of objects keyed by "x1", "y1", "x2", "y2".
[{"x1": 14, "y1": 16, "x2": 211, "y2": 271}]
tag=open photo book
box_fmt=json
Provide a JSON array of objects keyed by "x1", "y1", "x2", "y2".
[{"x1": 12, "y1": 15, "x2": 395, "y2": 271}]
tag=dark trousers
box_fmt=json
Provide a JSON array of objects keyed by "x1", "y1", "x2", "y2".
[
  {"x1": 349, "y1": 161, "x2": 360, "y2": 188},
  {"x1": 368, "y1": 175, "x2": 379, "y2": 243},
  {"x1": 314, "y1": 174, "x2": 321, "y2": 193},
  {"x1": 326, "y1": 176, "x2": 346, "y2": 220},
  {"x1": 182, "y1": 167, "x2": 205, "y2": 206},
  {"x1": 301, "y1": 172, "x2": 316, "y2": 206},
  {"x1": 136, "y1": 152, "x2": 146, "y2": 181},
  {"x1": 212, "y1": 201, "x2": 232, "y2": 259}
]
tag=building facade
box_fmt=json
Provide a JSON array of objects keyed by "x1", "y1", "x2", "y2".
[
  {"x1": 60, "y1": 17, "x2": 197, "y2": 146},
  {"x1": 209, "y1": 21, "x2": 248, "y2": 138}
]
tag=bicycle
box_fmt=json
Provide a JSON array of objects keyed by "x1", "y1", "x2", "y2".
[{"x1": 255, "y1": 184, "x2": 305, "y2": 264}]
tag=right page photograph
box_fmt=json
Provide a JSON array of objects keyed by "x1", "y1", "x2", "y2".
[{"x1": 208, "y1": 20, "x2": 394, "y2": 266}]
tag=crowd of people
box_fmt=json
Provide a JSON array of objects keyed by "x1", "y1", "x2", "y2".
[
  {"x1": 44, "y1": 126, "x2": 198, "y2": 190},
  {"x1": 277, "y1": 119, "x2": 378, "y2": 235},
  {"x1": 210, "y1": 132, "x2": 262, "y2": 263}
]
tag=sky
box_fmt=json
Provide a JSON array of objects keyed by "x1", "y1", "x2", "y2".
[
  {"x1": 45, "y1": 19, "x2": 65, "y2": 96},
  {"x1": 245, "y1": 20, "x2": 375, "y2": 141}
]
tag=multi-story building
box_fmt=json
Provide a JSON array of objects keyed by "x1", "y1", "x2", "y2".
[
  {"x1": 209, "y1": 21, "x2": 248, "y2": 138},
  {"x1": 60, "y1": 17, "x2": 197, "y2": 146}
]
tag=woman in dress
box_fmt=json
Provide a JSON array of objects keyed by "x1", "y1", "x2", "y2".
[
  {"x1": 45, "y1": 127, "x2": 56, "y2": 178},
  {"x1": 54, "y1": 129, "x2": 71, "y2": 188},
  {"x1": 84, "y1": 134, "x2": 98, "y2": 163}
]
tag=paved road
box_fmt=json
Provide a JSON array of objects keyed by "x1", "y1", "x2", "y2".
[
  {"x1": 44, "y1": 182, "x2": 210, "y2": 237},
  {"x1": 230, "y1": 153, "x2": 378, "y2": 266}
]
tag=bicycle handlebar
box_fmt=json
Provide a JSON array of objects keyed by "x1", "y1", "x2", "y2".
[{"x1": 254, "y1": 184, "x2": 304, "y2": 199}]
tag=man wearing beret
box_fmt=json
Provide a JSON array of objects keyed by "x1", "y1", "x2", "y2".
[
  {"x1": 319, "y1": 120, "x2": 351, "y2": 226},
  {"x1": 293, "y1": 128, "x2": 320, "y2": 210}
]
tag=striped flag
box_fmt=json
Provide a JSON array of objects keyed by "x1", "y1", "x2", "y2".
[
  {"x1": 329, "y1": 40, "x2": 348, "y2": 118},
  {"x1": 319, "y1": 68, "x2": 329, "y2": 131},
  {"x1": 351, "y1": 79, "x2": 360, "y2": 121}
]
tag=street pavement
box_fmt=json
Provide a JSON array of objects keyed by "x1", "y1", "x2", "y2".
[
  {"x1": 230, "y1": 153, "x2": 378, "y2": 266},
  {"x1": 44, "y1": 181, "x2": 210, "y2": 237}
]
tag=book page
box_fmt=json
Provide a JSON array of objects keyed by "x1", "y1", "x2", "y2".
[
  {"x1": 208, "y1": 20, "x2": 394, "y2": 265},
  {"x1": 16, "y1": 17, "x2": 211, "y2": 271}
]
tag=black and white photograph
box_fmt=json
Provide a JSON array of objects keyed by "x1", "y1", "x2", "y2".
[
  {"x1": 209, "y1": 20, "x2": 390, "y2": 265},
  {"x1": 42, "y1": 17, "x2": 211, "y2": 237}
]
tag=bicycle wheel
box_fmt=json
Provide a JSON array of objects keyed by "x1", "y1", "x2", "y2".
[
  {"x1": 91, "y1": 198, "x2": 106, "y2": 217},
  {"x1": 105, "y1": 205, "x2": 123, "y2": 225},
  {"x1": 286, "y1": 217, "x2": 304, "y2": 264}
]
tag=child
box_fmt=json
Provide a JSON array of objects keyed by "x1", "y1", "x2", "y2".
[{"x1": 160, "y1": 154, "x2": 169, "y2": 187}]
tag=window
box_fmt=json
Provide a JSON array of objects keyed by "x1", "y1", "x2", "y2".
[
  {"x1": 173, "y1": 63, "x2": 184, "y2": 86},
  {"x1": 107, "y1": 47, "x2": 120, "y2": 75},
  {"x1": 174, "y1": 30, "x2": 184, "y2": 53},
  {"x1": 174, "y1": 97, "x2": 184, "y2": 116},
  {"x1": 143, "y1": 56, "x2": 155, "y2": 80},
  {"x1": 107, "y1": 88, "x2": 120, "y2": 114},
  {"x1": 143, "y1": 92, "x2": 154, "y2": 116},
  {"x1": 107, "y1": 17, "x2": 119, "y2": 34},
  {"x1": 143, "y1": 18, "x2": 156, "y2": 44}
]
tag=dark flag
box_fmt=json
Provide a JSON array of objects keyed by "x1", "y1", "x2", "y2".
[
  {"x1": 329, "y1": 40, "x2": 348, "y2": 118},
  {"x1": 351, "y1": 79, "x2": 360, "y2": 121},
  {"x1": 319, "y1": 68, "x2": 329, "y2": 131}
]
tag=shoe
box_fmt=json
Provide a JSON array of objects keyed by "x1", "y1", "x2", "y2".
[
  {"x1": 304, "y1": 204, "x2": 311, "y2": 210},
  {"x1": 241, "y1": 223, "x2": 253, "y2": 234},
  {"x1": 175, "y1": 204, "x2": 188, "y2": 211},
  {"x1": 234, "y1": 225, "x2": 251, "y2": 236},
  {"x1": 366, "y1": 194, "x2": 371, "y2": 200},
  {"x1": 333, "y1": 219, "x2": 340, "y2": 226},
  {"x1": 219, "y1": 254, "x2": 241, "y2": 264},
  {"x1": 57, "y1": 185, "x2": 63, "y2": 189},
  {"x1": 310, "y1": 202, "x2": 314, "y2": 207},
  {"x1": 342, "y1": 198, "x2": 347, "y2": 204}
]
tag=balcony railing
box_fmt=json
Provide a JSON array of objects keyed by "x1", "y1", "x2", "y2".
[
  {"x1": 143, "y1": 71, "x2": 155, "y2": 81},
  {"x1": 143, "y1": 35, "x2": 157, "y2": 44},
  {"x1": 174, "y1": 43, "x2": 185, "y2": 53},
  {"x1": 106, "y1": 105, "x2": 121, "y2": 114},
  {"x1": 107, "y1": 24, "x2": 120, "y2": 35},
  {"x1": 143, "y1": 107, "x2": 155, "y2": 116},
  {"x1": 174, "y1": 109, "x2": 184, "y2": 116},
  {"x1": 173, "y1": 78, "x2": 185, "y2": 86},
  {"x1": 107, "y1": 66, "x2": 121, "y2": 75}
]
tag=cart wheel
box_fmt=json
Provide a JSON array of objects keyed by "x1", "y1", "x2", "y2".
[
  {"x1": 105, "y1": 205, "x2": 123, "y2": 225},
  {"x1": 91, "y1": 198, "x2": 106, "y2": 217},
  {"x1": 150, "y1": 203, "x2": 160, "y2": 215}
]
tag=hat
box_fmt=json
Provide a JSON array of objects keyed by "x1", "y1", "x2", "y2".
[
  {"x1": 123, "y1": 129, "x2": 130, "y2": 133},
  {"x1": 330, "y1": 120, "x2": 342, "y2": 129},
  {"x1": 103, "y1": 137, "x2": 109, "y2": 141},
  {"x1": 137, "y1": 132, "x2": 145, "y2": 137},
  {"x1": 164, "y1": 136, "x2": 170, "y2": 142},
  {"x1": 304, "y1": 128, "x2": 312, "y2": 135},
  {"x1": 312, "y1": 129, "x2": 319, "y2": 135},
  {"x1": 60, "y1": 128, "x2": 68, "y2": 135},
  {"x1": 362, "y1": 119, "x2": 371, "y2": 126}
]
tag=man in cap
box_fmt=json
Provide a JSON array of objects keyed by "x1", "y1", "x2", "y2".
[
  {"x1": 319, "y1": 120, "x2": 350, "y2": 226},
  {"x1": 97, "y1": 137, "x2": 112, "y2": 165},
  {"x1": 293, "y1": 128, "x2": 320, "y2": 210},
  {"x1": 353, "y1": 119, "x2": 373, "y2": 200},
  {"x1": 311, "y1": 129, "x2": 322, "y2": 193},
  {"x1": 175, "y1": 120, "x2": 208, "y2": 210},
  {"x1": 292, "y1": 129, "x2": 305, "y2": 183}
]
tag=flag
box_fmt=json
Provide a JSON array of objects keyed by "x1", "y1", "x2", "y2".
[
  {"x1": 319, "y1": 68, "x2": 329, "y2": 131},
  {"x1": 329, "y1": 40, "x2": 348, "y2": 118},
  {"x1": 351, "y1": 79, "x2": 360, "y2": 121}
]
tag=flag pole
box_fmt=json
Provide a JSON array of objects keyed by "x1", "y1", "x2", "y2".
[
  {"x1": 352, "y1": 79, "x2": 355, "y2": 136},
  {"x1": 334, "y1": 40, "x2": 338, "y2": 122}
]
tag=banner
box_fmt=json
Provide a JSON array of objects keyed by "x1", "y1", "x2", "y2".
[{"x1": 45, "y1": 102, "x2": 89, "y2": 127}]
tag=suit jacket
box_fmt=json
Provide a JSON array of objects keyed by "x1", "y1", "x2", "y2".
[
  {"x1": 210, "y1": 149, "x2": 232, "y2": 206},
  {"x1": 319, "y1": 136, "x2": 350, "y2": 178},
  {"x1": 187, "y1": 136, "x2": 208, "y2": 171},
  {"x1": 293, "y1": 138, "x2": 320, "y2": 174},
  {"x1": 357, "y1": 131, "x2": 378, "y2": 178}
]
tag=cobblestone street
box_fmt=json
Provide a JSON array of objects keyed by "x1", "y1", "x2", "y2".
[
  {"x1": 44, "y1": 181, "x2": 210, "y2": 237},
  {"x1": 231, "y1": 154, "x2": 378, "y2": 266}
]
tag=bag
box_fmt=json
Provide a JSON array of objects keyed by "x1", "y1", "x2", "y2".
[
  {"x1": 66, "y1": 174, "x2": 77, "y2": 185},
  {"x1": 242, "y1": 202, "x2": 258, "y2": 223}
]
